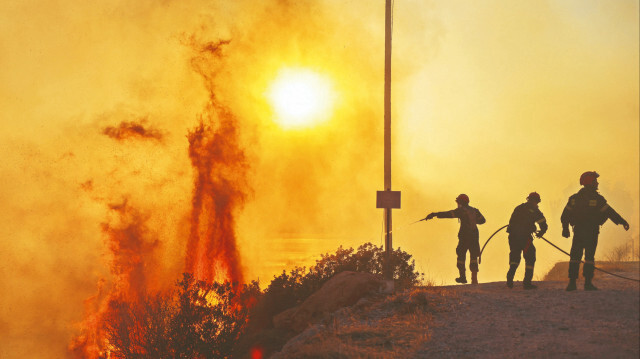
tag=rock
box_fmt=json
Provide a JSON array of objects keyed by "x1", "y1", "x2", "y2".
[
  {"x1": 276, "y1": 324, "x2": 326, "y2": 355},
  {"x1": 273, "y1": 271, "x2": 382, "y2": 333}
]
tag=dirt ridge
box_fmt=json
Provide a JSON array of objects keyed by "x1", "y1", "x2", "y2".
[{"x1": 273, "y1": 262, "x2": 639, "y2": 358}]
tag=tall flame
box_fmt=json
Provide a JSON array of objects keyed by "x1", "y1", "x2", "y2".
[
  {"x1": 184, "y1": 38, "x2": 248, "y2": 284},
  {"x1": 69, "y1": 39, "x2": 249, "y2": 357},
  {"x1": 185, "y1": 106, "x2": 247, "y2": 284}
]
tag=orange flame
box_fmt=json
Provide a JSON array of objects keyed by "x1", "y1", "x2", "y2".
[
  {"x1": 69, "y1": 202, "x2": 160, "y2": 358},
  {"x1": 184, "y1": 38, "x2": 248, "y2": 285},
  {"x1": 185, "y1": 110, "x2": 247, "y2": 284},
  {"x1": 70, "y1": 37, "x2": 248, "y2": 358}
]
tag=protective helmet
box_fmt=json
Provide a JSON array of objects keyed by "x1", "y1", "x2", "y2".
[
  {"x1": 527, "y1": 192, "x2": 541, "y2": 203},
  {"x1": 580, "y1": 171, "x2": 599, "y2": 186},
  {"x1": 456, "y1": 194, "x2": 470, "y2": 204}
]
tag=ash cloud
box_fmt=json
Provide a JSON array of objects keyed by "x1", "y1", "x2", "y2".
[{"x1": 102, "y1": 119, "x2": 163, "y2": 141}]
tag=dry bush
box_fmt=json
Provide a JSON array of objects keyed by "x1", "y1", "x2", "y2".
[
  {"x1": 603, "y1": 237, "x2": 640, "y2": 262},
  {"x1": 102, "y1": 244, "x2": 427, "y2": 358},
  {"x1": 103, "y1": 273, "x2": 260, "y2": 359},
  {"x1": 604, "y1": 241, "x2": 633, "y2": 262}
]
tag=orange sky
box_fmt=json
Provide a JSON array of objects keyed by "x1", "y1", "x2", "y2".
[{"x1": 1, "y1": 0, "x2": 638, "y2": 357}]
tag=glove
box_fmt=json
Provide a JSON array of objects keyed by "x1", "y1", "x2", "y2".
[
  {"x1": 536, "y1": 231, "x2": 546, "y2": 238},
  {"x1": 426, "y1": 213, "x2": 436, "y2": 220},
  {"x1": 562, "y1": 226, "x2": 570, "y2": 238},
  {"x1": 621, "y1": 220, "x2": 630, "y2": 231}
]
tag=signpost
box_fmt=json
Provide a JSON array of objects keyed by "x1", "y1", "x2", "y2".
[{"x1": 376, "y1": 0, "x2": 401, "y2": 293}]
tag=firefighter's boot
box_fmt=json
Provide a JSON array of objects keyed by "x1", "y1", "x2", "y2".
[
  {"x1": 455, "y1": 268, "x2": 467, "y2": 284},
  {"x1": 523, "y1": 282, "x2": 537, "y2": 290},
  {"x1": 565, "y1": 278, "x2": 577, "y2": 292},
  {"x1": 523, "y1": 266, "x2": 537, "y2": 290},
  {"x1": 584, "y1": 277, "x2": 598, "y2": 291},
  {"x1": 471, "y1": 271, "x2": 478, "y2": 285}
]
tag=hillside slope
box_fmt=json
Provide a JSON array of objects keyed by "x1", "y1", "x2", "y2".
[{"x1": 273, "y1": 262, "x2": 639, "y2": 358}]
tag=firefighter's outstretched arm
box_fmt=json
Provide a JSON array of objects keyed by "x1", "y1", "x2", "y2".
[
  {"x1": 426, "y1": 210, "x2": 457, "y2": 220},
  {"x1": 605, "y1": 205, "x2": 630, "y2": 231}
]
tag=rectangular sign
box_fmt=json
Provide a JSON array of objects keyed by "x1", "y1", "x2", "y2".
[{"x1": 376, "y1": 190, "x2": 401, "y2": 209}]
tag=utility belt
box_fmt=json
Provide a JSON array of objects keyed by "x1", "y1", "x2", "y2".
[
  {"x1": 508, "y1": 231, "x2": 534, "y2": 240},
  {"x1": 571, "y1": 223, "x2": 601, "y2": 234}
]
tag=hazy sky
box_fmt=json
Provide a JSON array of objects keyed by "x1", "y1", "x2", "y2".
[{"x1": 1, "y1": 0, "x2": 638, "y2": 357}]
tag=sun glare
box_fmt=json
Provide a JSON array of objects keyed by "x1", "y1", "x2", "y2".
[{"x1": 267, "y1": 68, "x2": 335, "y2": 129}]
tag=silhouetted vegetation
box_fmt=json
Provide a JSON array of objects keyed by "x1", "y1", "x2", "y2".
[
  {"x1": 604, "y1": 238, "x2": 638, "y2": 262},
  {"x1": 237, "y1": 243, "x2": 424, "y2": 357},
  {"x1": 102, "y1": 243, "x2": 423, "y2": 358},
  {"x1": 103, "y1": 273, "x2": 259, "y2": 359}
]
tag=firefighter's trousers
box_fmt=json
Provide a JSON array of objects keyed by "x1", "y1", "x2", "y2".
[
  {"x1": 456, "y1": 232, "x2": 480, "y2": 274},
  {"x1": 569, "y1": 228, "x2": 599, "y2": 280},
  {"x1": 507, "y1": 233, "x2": 536, "y2": 283}
]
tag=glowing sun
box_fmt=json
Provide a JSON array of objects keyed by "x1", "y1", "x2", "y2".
[{"x1": 267, "y1": 68, "x2": 335, "y2": 129}]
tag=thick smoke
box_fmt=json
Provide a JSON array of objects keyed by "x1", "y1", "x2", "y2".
[{"x1": 0, "y1": 1, "x2": 637, "y2": 358}]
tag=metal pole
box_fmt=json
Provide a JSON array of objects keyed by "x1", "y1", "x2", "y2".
[{"x1": 384, "y1": 0, "x2": 393, "y2": 282}]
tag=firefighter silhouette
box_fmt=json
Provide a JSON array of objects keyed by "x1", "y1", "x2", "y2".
[
  {"x1": 506, "y1": 192, "x2": 548, "y2": 289},
  {"x1": 426, "y1": 194, "x2": 486, "y2": 284},
  {"x1": 561, "y1": 171, "x2": 630, "y2": 291}
]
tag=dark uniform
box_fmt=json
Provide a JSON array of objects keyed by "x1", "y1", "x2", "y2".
[
  {"x1": 560, "y1": 187, "x2": 628, "y2": 289},
  {"x1": 428, "y1": 203, "x2": 486, "y2": 283},
  {"x1": 506, "y1": 198, "x2": 547, "y2": 289}
]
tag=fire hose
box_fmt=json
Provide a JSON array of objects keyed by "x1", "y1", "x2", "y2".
[
  {"x1": 538, "y1": 235, "x2": 640, "y2": 283},
  {"x1": 478, "y1": 224, "x2": 509, "y2": 264},
  {"x1": 381, "y1": 217, "x2": 429, "y2": 236},
  {"x1": 479, "y1": 224, "x2": 640, "y2": 283},
  {"x1": 378, "y1": 217, "x2": 430, "y2": 246}
]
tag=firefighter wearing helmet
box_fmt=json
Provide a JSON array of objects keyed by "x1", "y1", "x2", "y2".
[
  {"x1": 561, "y1": 171, "x2": 630, "y2": 291},
  {"x1": 505, "y1": 192, "x2": 548, "y2": 289},
  {"x1": 425, "y1": 194, "x2": 486, "y2": 284}
]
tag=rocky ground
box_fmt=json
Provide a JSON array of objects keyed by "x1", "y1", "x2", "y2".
[
  {"x1": 272, "y1": 262, "x2": 639, "y2": 358},
  {"x1": 415, "y1": 277, "x2": 639, "y2": 358}
]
